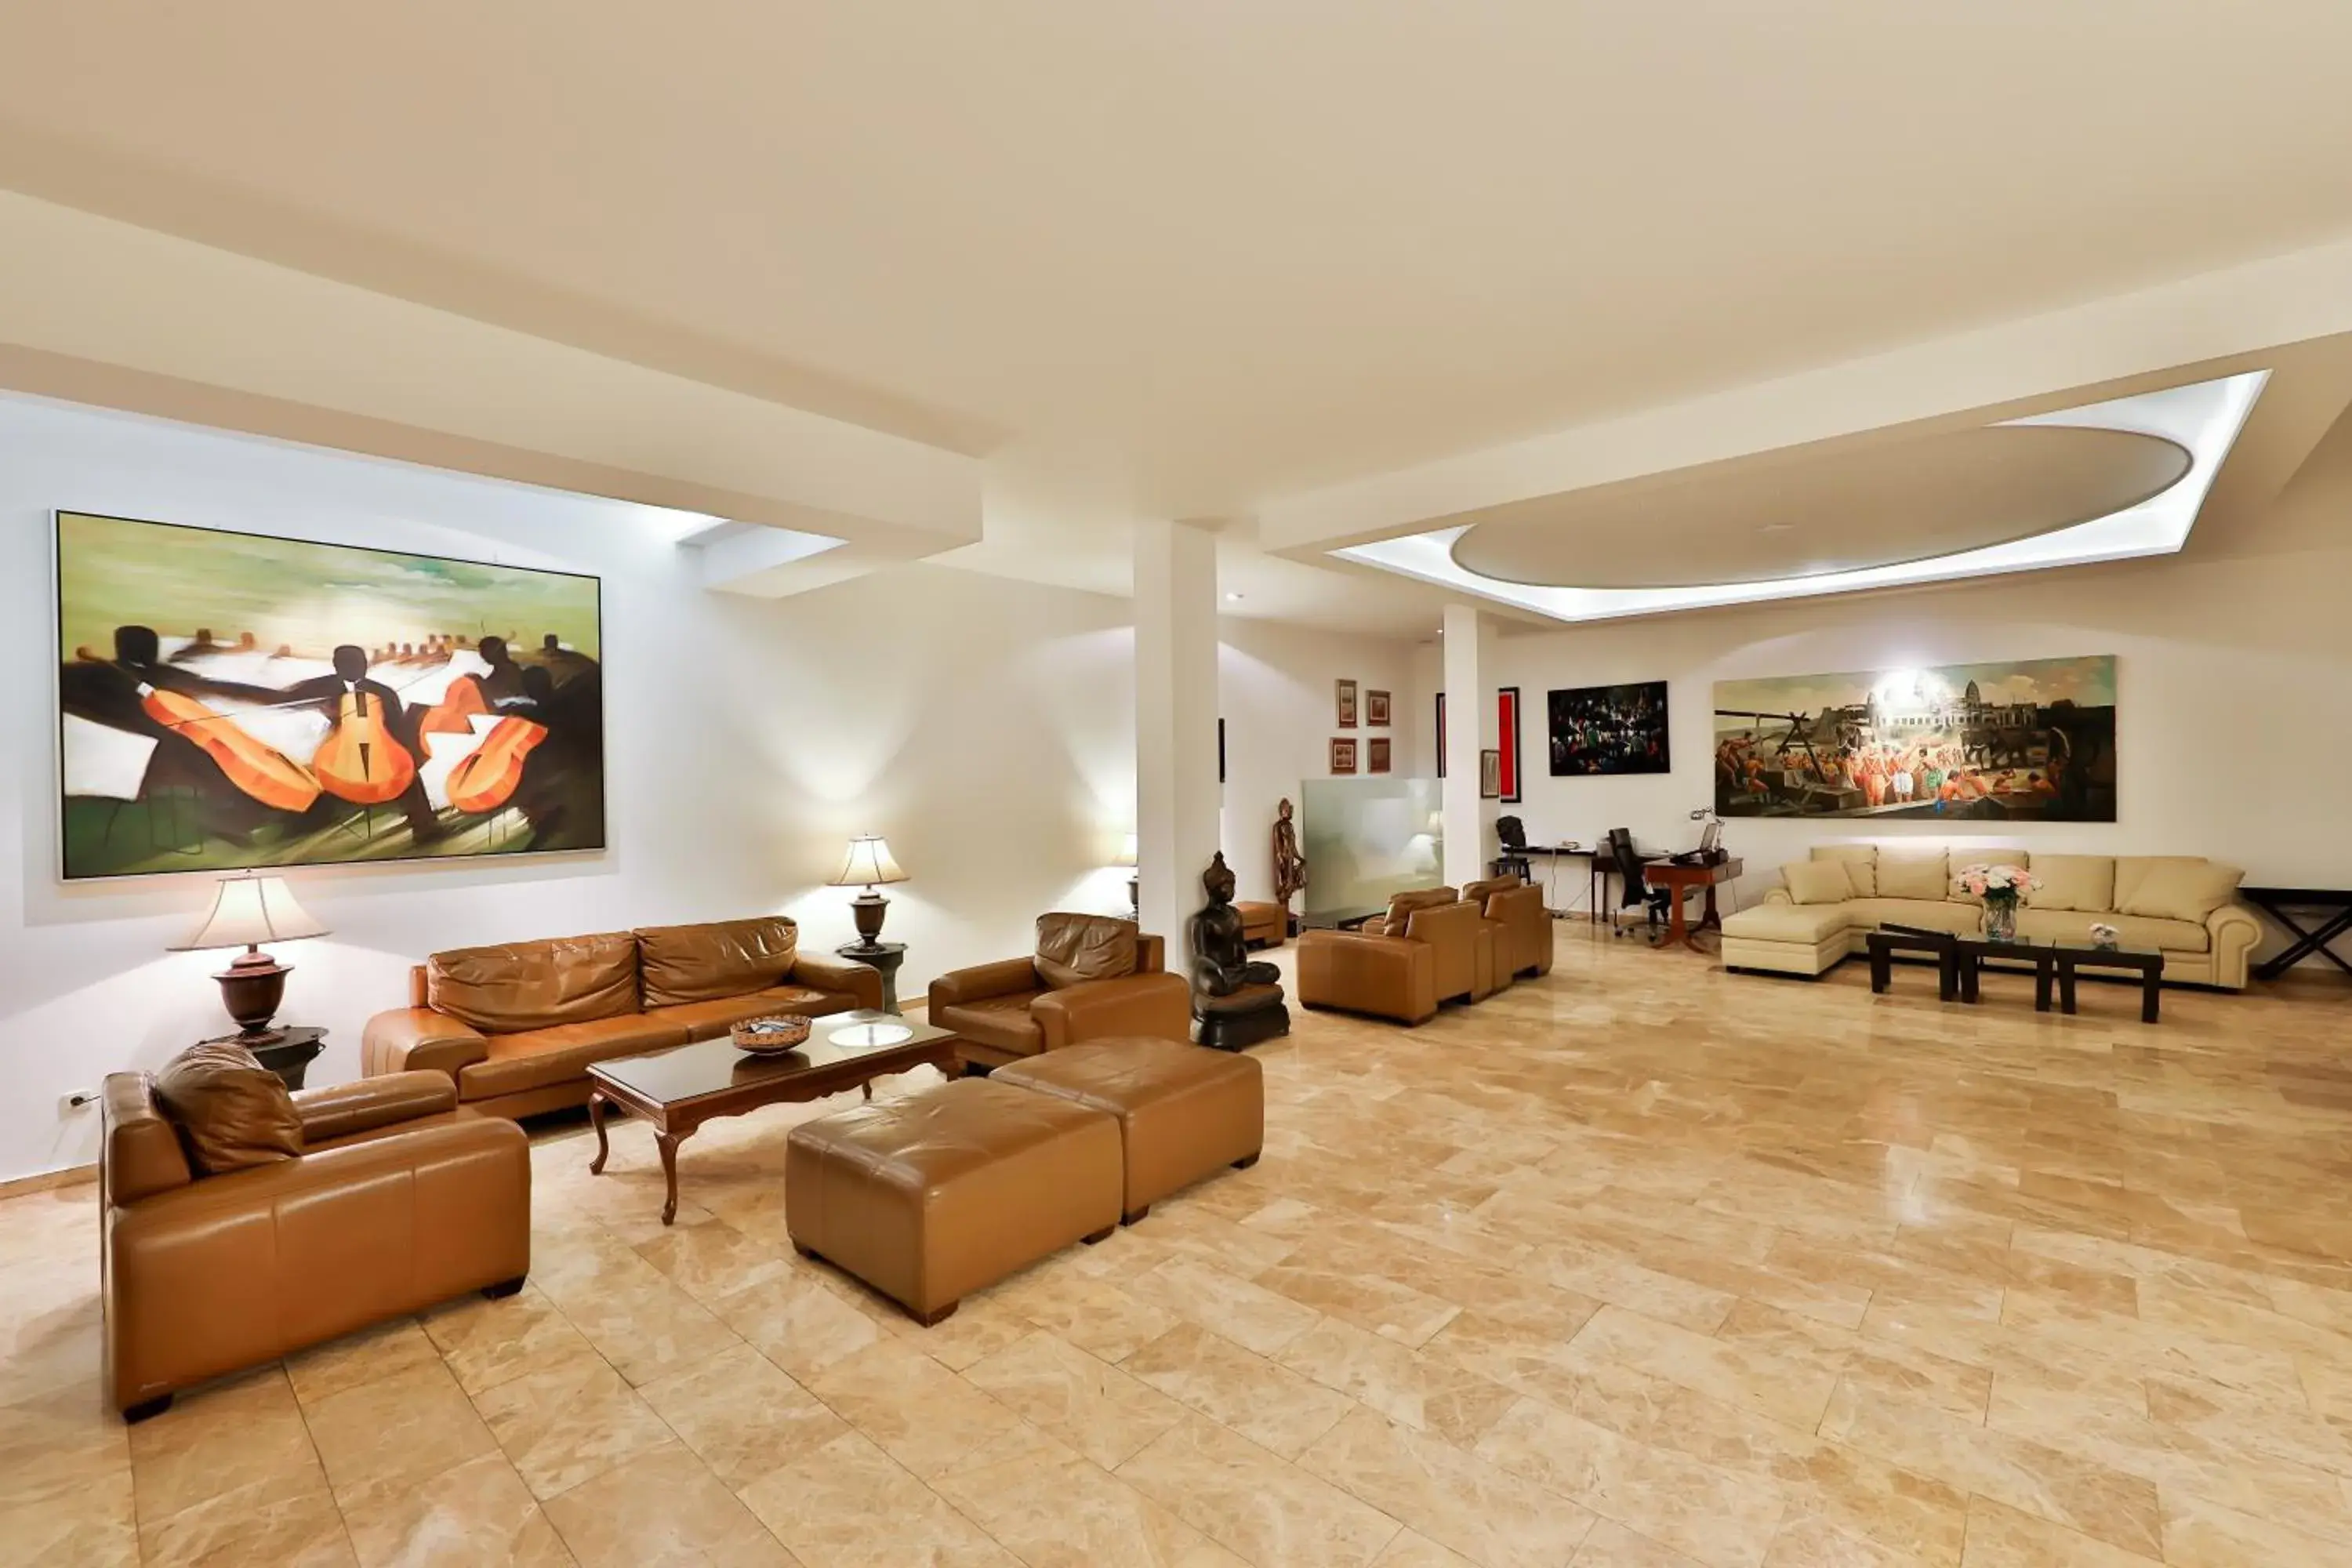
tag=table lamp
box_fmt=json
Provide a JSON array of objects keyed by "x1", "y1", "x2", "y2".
[
  {"x1": 171, "y1": 873, "x2": 330, "y2": 1044},
  {"x1": 829, "y1": 834, "x2": 908, "y2": 949},
  {"x1": 1116, "y1": 832, "x2": 1139, "y2": 920}
]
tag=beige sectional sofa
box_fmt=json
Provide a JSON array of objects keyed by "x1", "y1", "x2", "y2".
[{"x1": 1719, "y1": 845, "x2": 2259, "y2": 989}]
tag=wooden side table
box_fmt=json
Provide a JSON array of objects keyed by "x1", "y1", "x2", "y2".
[
  {"x1": 204, "y1": 1025, "x2": 327, "y2": 1089},
  {"x1": 837, "y1": 940, "x2": 907, "y2": 1014}
]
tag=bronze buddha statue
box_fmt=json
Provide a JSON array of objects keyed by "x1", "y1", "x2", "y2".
[{"x1": 1187, "y1": 852, "x2": 1290, "y2": 1051}]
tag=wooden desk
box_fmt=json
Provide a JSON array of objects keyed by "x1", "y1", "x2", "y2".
[
  {"x1": 1642, "y1": 858, "x2": 1744, "y2": 951},
  {"x1": 1506, "y1": 846, "x2": 1607, "y2": 919}
]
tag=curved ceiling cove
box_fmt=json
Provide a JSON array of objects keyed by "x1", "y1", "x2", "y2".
[{"x1": 1447, "y1": 425, "x2": 2190, "y2": 589}]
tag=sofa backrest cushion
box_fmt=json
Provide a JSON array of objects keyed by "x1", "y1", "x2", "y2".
[
  {"x1": 428, "y1": 933, "x2": 640, "y2": 1033},
  {"x1": 1782, "y1": 859, "x2": 1855, "y2": 906},
  {"x1": 1876, "y1": 849, "x2": 1950, "y2": 902},
  {"x1": 1461, "y1": 876, "x2": 1519, "y2": 904},
  {"x1": 1810, "y1": 844, "x2": 1878, "y2": 898},
  {"x1": 2027, "y1": 855, "x2": 2114, "y2": 913},
  {"x1": 1380, "y1": 887, "x2": 1460, "y2": 938},
  {"x1": 2118, "y1": 859, "x2": 2243, "y2": 924},
  {"x1": 637, "y1": 916, "x2": 799, "y2": 1007},
  {"x1": 152, "y1": 1041, "x2": 303, "y2": 1177},
  {"x1": 1035, "y1": 913, "x2": 1139, "y2": 989},
  {"x1": 2113, "y1": 856, "x2": 2212, "y2": 914},
  {"x1": 1947, "y1": 848, "x2": 2029, "y2": 902}
]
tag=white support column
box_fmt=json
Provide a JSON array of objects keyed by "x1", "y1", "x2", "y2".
[
  {"x1": 1134, "y1": 520, "x2": 1222, "y2": 961},
  {"x1": 1441, "y1": 602, "x2": 1496, "y2": 889}
]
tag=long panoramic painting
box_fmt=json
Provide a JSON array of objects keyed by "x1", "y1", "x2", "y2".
[
  {"x1": 56, "y1": 510, "x2": 604, "y2": 880},
  {"x1": 1713, "y1": 655, "x2": 2115, "y2": 822}
]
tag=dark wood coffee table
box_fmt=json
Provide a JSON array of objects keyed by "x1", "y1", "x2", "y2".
[
  {"x1": 1951, "y1": 935, "x2": 2165, "y2": 1020},
  {"x1": 1866, "y1": 925, "x2": 1959, "y2": 1001},
  {"x1": 587, "y1": 1011, "x2": 962, "y2": 1225}
]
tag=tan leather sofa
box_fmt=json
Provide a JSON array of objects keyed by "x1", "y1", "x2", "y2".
[
  {"x1": 1463, "y1": 873, "x2": 1555, "y2": 982},
  {"x1": 103, "y1": 1067, "x2": 529, "y2": 1419},
  {"x1": 1720, "y1": 845, "x2": 2259, "y2": 988},
  {"x1": 362, "y1": 916, "x2": 882, "y2": 1118},
  {"x1": 927, "y1": 913, "x2": 1192, "y2": 1071},
  {"x1": 1235, "y1": 901, "x2": 1287, "y2": 949},
  {"x1": 1296, "y1": 887, "x2": 1493, "y2": 1024}
]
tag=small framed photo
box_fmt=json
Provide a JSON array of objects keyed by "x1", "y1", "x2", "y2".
[
  {"x1": 1335, "y1": 679, "x2": 1359, "y2": 728},
  {"x1": 1367, "y1": 688, "x2": 1391, "y2": 727},
  {"x1": 1479, "y1": 749, "x2": 1501, "y2": 799},
  {"x1": 1368, "y1": 738, "x2": 1392, "y2": 774},
  {"x1": 1330, "y1": 737, "x2": 1358, "y2": 774}
]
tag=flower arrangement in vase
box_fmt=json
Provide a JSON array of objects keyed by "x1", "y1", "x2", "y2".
[{"x1": 1955, "y1": 862, "x2": 2040, "y2": 942}]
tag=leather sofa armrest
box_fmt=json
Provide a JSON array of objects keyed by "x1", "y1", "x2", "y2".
[
  {"x1": 361, "y1": 1008, "x2": 489, "y2": 1081},
  {"x1": 292, "y1": 1071, "x2": 456, "y2": 1145},
  {"x1": 927, "y1": 956, "x2": 1042, "y2": 1010},
  {"x1": 1295, "y1": 930, "x2": 1437, "y2": 1025},
  {"x1": 790, "y1": 953, "x2": 884, "y2": 1011},
  {"x1": 1033, "y1": 971, "x2": 1192, "y2": 1051},
  {"x1": 2207, "y1": 902, "x2": 2262, "y2": 990}
]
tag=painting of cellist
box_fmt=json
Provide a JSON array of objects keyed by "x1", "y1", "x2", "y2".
[{"x1": 55, "y1": 510, "x2": 604, "y2": 880}]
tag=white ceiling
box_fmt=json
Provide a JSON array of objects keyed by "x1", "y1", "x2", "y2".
[{"x1": 5, "y1": 4, "x2": 2352, "y2": 632}]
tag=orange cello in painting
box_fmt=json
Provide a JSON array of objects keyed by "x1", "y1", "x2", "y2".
[
  {"x1": 311, "y1": 688, "x2": 418, "y2": 804},
  {"x1": 445, "y1": 715, "x2": 548, "y2": 814},
  {"x1": 416, "y1": 674, "x2": 490, "y2": 739},
  {"x1": 137, "y1": 686, "x2": 322, "y2": 812}
]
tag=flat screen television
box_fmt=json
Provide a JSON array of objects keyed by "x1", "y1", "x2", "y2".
[{"x1": 1547, "y1": 681, "x2": 1671, "y2": 776}]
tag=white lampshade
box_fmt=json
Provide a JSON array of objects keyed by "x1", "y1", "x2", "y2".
[
  {"x1": 171, "y1": 873, "x2": 330, "y2": 953},
  {"x1": 1115, "y1": 833, "x2": 1138, "y2": 868},
  {"x1": 827, "y1": 834, "x2": 908, "y2": 890}
]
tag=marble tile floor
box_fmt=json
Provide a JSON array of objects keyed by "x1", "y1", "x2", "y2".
[{"x1": 6, "y1": 935, "x2": 2352, "y2": 1565}]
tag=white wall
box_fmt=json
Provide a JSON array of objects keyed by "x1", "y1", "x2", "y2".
[
  {"x1": 1218, "y1": 622, "x2": 1421, "y2": 909},
  {"x1": 0, "y1": 394, "x2": 1416, "y2": 1180},
  {"x1": 1418, "y1": 412, "x2": 2352, "y2": 917}
]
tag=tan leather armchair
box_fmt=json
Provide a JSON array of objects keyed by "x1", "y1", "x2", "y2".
[
  {"x1": 102, "y1": 1069, "x2": 530, "y2": 1421},
  {"x1": 1463, "y1": 874, "x2": 1555, "y2": 981},
  {"x1": 928, "y1": 913, "x2": 1192, "y2": 1070},
  {"x1": 1297, "y1": 887, "x2": 1491, "y2": 1023}
]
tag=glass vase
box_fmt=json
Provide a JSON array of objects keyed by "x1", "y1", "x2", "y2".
[{"x1": 1980, "y1": 893, "x2": 2019, "y2": 942}]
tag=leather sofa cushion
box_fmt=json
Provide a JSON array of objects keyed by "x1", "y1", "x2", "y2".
[
  {"x1": 1035, "y1": 914, "x2": 1138, "y2": 990},
  {"x1": 1875, "y1": 851, "x2": 1948, "y2": 902},
  {"x1": 1723, "y1": 902, "x2": 1859, "y2": 944},
  {"x1": 1379, "y1": 887, "x2": 1459, "y2": 938},
  {"x1": 1947, "y1": 848, "x2": 2029, "y2": 902},
  {"x1": 637, "y1": 916, "x2": 799, "y2": 1007},
  {"x1": 2027, "y1": 855, "x2": 2114, "y2": 913},
  {"x1": 1459, "y1": 877, "x2": 1519, "y2": 903},
  {"x1": 651, "y1": 985, "x2": 858, "y2": 1040},
  {"x1": 1847, "y1": 898, "x2": 1981, "y2": 935},
  {"x1": 152, "y1": 1041, "x2": 303, "y2": 1176},
  {"x1": 456, "y1": 1014, "x2": 692, "y2": 1100},
  {"x1": 1811, "y1": 844, "x2": 1878, "y2": 898},
  {"x1": 2113, "y1": 856, "x2": 2206, "y2": 913},
  {"x1": 1781, "y1": 859, "x2": 1854, "y2": 906},
  {"x1": 935, "y1": 993, "x2": 1046, "y2": 1056},
  {"x1": 429, "y1": 933, "x2": 639, "y2": 1033},
  {"x1": 2117, "y1": 859, "x2": 2242, "y2": 924}
]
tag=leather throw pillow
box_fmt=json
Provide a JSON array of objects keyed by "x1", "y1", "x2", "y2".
[
  {"x1": 152, "y1": 1041, "x2": 303, "y2": 1175},
  {"x1": 1034, "y1": 913, "x2": 1139, "y2": 989}
]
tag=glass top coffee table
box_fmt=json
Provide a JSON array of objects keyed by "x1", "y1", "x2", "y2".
[{"x1": 586, "y1": 1009, "x2": 962, "y2": 1225}]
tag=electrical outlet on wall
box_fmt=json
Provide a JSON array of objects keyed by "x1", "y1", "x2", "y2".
[{"x1": 60, "y1": 1090, "x2": 100, "y2": 1116}]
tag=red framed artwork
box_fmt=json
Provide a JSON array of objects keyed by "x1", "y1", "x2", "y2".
[{"x1": 1497, "y1": 686, "x2": 1523, "y2": 804}]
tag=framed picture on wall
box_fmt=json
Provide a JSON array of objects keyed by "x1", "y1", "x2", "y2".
[
  {"x1": 1435, "y1": 692, "x2": 1446, "y2": 777},
  {"x1": 1336, "y1": 679, "x2": 1359, "y2": 728},
  {"x1": 1330, "y1": 737, "x2": 1358, "y2": 774},
  {"x1": 54, "y1": 509, "x2": 606, "y2": 880},
  {"x1": 1368, "y1": 738, "x2": 1391, "y2": 774},
  {"x1": 1548, "y1": 680, "x2": 1671, "y2": 776},
  {"x1": 1367, "y1": 688, "x2": 1391, "y2": 727},
  {"x1": 1497, "y1": 687, "x2": 1523, "y2": 804},
  {"x1": 1479, "y1": 749, "x2": 1501, "y2": 799}
]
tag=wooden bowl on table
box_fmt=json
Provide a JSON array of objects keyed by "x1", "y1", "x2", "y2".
[{"x1": 731, "y1": 1014, "x2": 812, "y2": 1054}]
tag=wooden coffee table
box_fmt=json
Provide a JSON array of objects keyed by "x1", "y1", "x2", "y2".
[{"x1": 587, "y1": 1010, "x2": 962, "y2": 1225}]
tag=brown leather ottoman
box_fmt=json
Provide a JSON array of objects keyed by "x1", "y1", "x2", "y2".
[
  {"x1": 1236, "y1": 901, "x2": 1286, "y2": 948},
  {"x1": 784, "y1": 1076, "x2": 1122, "y2": 1325},
  {"x1": 993, "y1": 1038, "x2": 1263, "y2": 1225}
]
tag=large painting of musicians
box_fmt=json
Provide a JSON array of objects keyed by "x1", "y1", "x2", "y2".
[
  {"x1": 1713, "y1": 655, "x2": 2116, "y2": 822},
  {"x1": 56, "y1": 511, "x2": 604, "y2": 879},
  {"x1": 1548, "y1": 681, "x2": 1671, "y2": 776}
]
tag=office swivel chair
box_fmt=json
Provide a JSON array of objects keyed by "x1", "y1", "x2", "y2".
[
  {"x1": 1494, "y1": 815, "x2": 1533, "y2": 882},
  {"x1": 1607, "y1": 827, "x2": 1673, "y2": 942}
]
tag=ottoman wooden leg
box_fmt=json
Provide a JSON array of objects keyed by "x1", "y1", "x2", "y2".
[
  {"x1": 1123, "y1": 1205, "x2": 1152, "y2": 1225},
  {"x1": 1232, "y1": 1153, "x2": 1261, "y2": 1170},
  {"x1": 1080, "y1": 1224, "x2": 1116, "y2": 1245},
  {"x1": 793, "y1": 1243, "x2": 822, "y2": 1262},
  {"x1": 909, "y1": 1301, "x2": 960, "y2": 1327}
]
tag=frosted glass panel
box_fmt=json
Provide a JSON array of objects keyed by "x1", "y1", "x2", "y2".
[{"x1": 1300, "y1": 778, "x2": 1445, "y2": 920}]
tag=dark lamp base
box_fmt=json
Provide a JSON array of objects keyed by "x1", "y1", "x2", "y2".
[
  {"x1": 213, "y1": 946, "x2": 292, "y2": 1044},
  {"x1": 850, "y1": 891, "x2": 891, "y2": 944}
]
